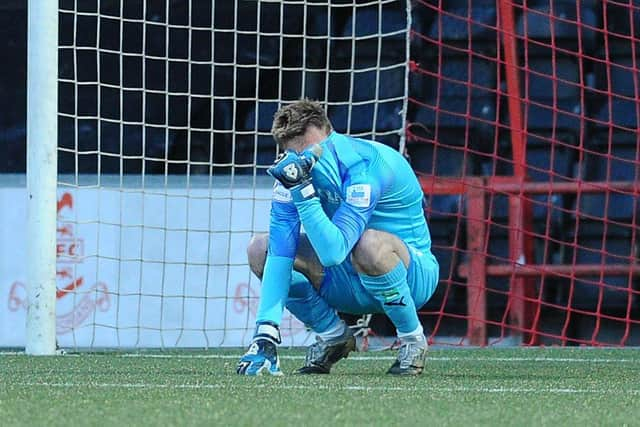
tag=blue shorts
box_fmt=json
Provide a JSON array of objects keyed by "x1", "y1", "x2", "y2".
[{"x1": 318, "y1": 244, "x2": 439, "y2": 315}]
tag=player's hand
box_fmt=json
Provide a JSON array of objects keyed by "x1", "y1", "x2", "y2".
[
  {"x1": 236, "y1": 322, "x2": 283, "y2": 376},
  {"x1": 267, "y1": 149, "x2": 318, "y2": 202},
  {"x1": 267, "y1": 150, "x2": 316, "y2": 189}
]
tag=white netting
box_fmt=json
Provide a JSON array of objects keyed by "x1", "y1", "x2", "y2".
[{"x1": 50, "y1": 0, "x2": 409, "y2": 348}]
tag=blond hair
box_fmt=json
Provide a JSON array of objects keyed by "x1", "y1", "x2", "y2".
[{"x1": 271, "y1": 99, "x2": 332, "y2": 148}]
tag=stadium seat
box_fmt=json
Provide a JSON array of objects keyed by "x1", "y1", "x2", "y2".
[
  {"x1": 245, "y1": 2, "x2": 331, "y2": 103},
  {"x1": 515, "y1": 0, "x2": 599, "y2": 54},
  {"x1": 569, "y1": 231, "x2": 637, "y2": 313},
  {"x1": 327, "y1": 2, "x2": 407, "y2": 139},
  {"x1": 427, "y1": 212, "x2": 464, "y2": 310},
  {"x1": 565, "y1": 133, "x2": 639, "y2": 312},
  {"x1": 424, "y1": 0, "x2": 498, "y2": 57},
  {"x1": 496, "y1": 50, "x2": 582, "y2": 234},
  {"x1": 340, "y1": 2, "x2": 407, "y2": 64},
  {"x1": 391, "y1": 0, "x2": 471, "y2": 306},
  {"x1": 409, "y1": 54, "x2": 498, "y2": 154},
  {"x1": 512, "y1": 1, "x2": 590, "y2": 186},
  {"x1": 523, "y1": 57, "x2": 583, "y2": 134},
  {"x1": 408, "y1": 140, "x2": 472, "y2": 177},
  {"x1": 578, "y1": 144, "x2": 639, "y2": 222},
  {"x1": 529, "y1": 143, "x2": 574, "y2": 216},
  {"x1": 257, "y1": 67, "x2": 327, "y2": 103},
  {"x1": 411, "y1": 140, "x2": 467, "y2": 292},
  {"x1": 487, "y1": 217, "x2": 511, "y2": 309},
  {"x1": 591, "y1": 54, "x2": 639, "y2": 144},
  {"x1": 327, "y1": 67, "x2": 405, "y2": 136},
  {"x1": 236, "y1": 102, "x2": 280, "y2": 170},
  {"x1": 602, "y1": 0, "x2": 640, "y2": 55},
  {"x1": 586, "y1": 52, "x2": 639, "y2": 219},
  {"x1": 489, "y1": 138, "x2": 574, "y2": 282},
  {"x1": 496, "y1": 142, "x2": 573, "y2": 216},
  {"x1": 216, "y1": 1, "x2": 303, "y2": 67}
]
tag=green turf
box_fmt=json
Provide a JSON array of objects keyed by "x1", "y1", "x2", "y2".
[{"x1": 1, "y1": 348, "x2": 639, "y2": 426}]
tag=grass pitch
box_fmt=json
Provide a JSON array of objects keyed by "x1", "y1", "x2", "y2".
[{"x1": 1, "y1": 348, "x2": 639, "y2": 426}]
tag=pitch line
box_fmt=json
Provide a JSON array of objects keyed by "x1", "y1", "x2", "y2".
[
  {"x1": 3, "y1": 352, "x2": 638, "y2": 364},
  {"x1": 119, "y1": 353, "x2": 640, "y2": 364},
  {"x1": 11, "y1": 381, "x2": 640, "y2": 395}
]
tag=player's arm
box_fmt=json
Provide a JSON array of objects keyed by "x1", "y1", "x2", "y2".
[
  {"x1": 255, "y1": 183, "x2": 300, "y2": 325},
  {"x1": 237, "y1": 183, "x2": 299, "y2": 376},
  {"x1": 267, "y1": 149, "x2": 379, "y2": 266},
  {"x1": 295, "y1": 177, "x2": 379, "y2": 266}
]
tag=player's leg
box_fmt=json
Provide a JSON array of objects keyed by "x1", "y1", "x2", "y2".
[
  {"x1": 286, "y1": 271, "x2": 356, "y2": 374},
  {"x1": 351, "y1": 229, "x2": 433, "y2": 375},
  {"x1": 247, "y1": 234, "x2": 355, "y2": 374},
  {"x1": 247, "y1": 233, "x2": 324, "y2": 289}
]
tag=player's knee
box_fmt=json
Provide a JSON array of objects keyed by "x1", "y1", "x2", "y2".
[
  {"x1": 352, "y1": 230, "x2": 392, "y2": 274},
  {"x1": 247, "y1": 233, "x2": 268, "y2": 279}
]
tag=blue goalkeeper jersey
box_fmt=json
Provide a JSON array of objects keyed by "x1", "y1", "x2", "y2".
[{"x1": 256, "y1": 131, "x2": 432, "y2": 325}]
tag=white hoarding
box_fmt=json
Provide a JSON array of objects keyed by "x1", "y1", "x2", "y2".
[{"x1": 0, "y1": 182, "x2": 314, "y2": 348}]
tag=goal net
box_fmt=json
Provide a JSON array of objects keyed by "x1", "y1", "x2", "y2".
[
  {"x1": 409, "y1": 0, "x2": 639, "y2": 346},
  {"x1": 11, "y1": 0, "x2": 639, "y2": 351},
  {"x1": 7, "y1": 0, "x2": 409, "y2": 349}
]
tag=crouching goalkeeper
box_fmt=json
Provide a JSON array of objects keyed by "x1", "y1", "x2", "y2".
[{"x1": 236, "y1": 99, "x2": 439, "y2": 376}]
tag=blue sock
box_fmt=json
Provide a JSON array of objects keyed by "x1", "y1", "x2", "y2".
[
  {"x1": 286, "y1": 271, "x2": 340, "y2": 334},
  {"x1": 359, "y1": 261, "x2": 419, "y2": 335}
]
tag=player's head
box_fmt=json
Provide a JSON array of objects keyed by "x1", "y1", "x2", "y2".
[{"x1": 271, "y1": 99, "x2": 333, "y2": 152}]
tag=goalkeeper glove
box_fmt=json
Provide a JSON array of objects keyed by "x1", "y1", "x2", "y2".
[
  {"x1": 267, "y1": 149, "x2": 317, "y2": 202},
  {"x1": 236, "y1": 322, "x2": 283, "y2": 376}
]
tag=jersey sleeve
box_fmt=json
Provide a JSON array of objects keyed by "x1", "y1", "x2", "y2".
[
  {"x1": 267, "y1": 183, "x2": 301, "y2": 258},
  {"x1": 255, "y1": 182, "x2": 300, "y2": 326},
  {"x1": 294, "y1": 169, "x2": 381, "y2": 267}
]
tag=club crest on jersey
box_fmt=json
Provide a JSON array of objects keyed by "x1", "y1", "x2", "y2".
[
  {"x1": 272, "y1": 182, "x2": 292, "y2": 202},
  {"x1": 346, "y1": 184, "x2": 371, "y2": 208}
]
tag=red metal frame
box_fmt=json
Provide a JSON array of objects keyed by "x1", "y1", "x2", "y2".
[
  {"x1": 421, "y1": 175, "x2": 640, "y2": 346},
  {"x1": 499, "y1": 0, "x2": 526, "y2": 179},
  {"x1": 498, "y1": 0, "x2": 535, "y2": 344},
  {"x1": 410, "y1": 0, "x2": 640, "y2": 345},
  {"x1": 466, "y1": 178, "x2": 487, "y2": 346}
]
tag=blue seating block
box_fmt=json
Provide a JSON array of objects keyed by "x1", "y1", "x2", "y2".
[
  {"x1": 603, "y1": 0, "x2": 640, "y2": 54},
  {"x1": 571, "y1": 236, "x2": 636, "y2": 311},
  {"x1": 426, "y1": 3, "x2": 497, "y2": 51},
  {"x1": 592, "y1": 56, "x2": 639, "y2": 131},
  {"x1": 328, "y1": 66, "x2": 405, "y2": 134},
  {"x1": 523, "y1": 58, "x2": 582, "y2": 132},
  {"x1": 516, "y1": 0, "x2": 598, "y2": 53},
  {"x1": 411, "y1": 56, "x2": 497, "y2": 138},
  {"x1": 579, "y1": 146, "x2": 639, "y2": 221}
]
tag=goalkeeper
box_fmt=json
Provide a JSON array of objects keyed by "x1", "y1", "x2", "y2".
[{"x1": 237, "y1": 99, "x2": 439, "y2": 376}]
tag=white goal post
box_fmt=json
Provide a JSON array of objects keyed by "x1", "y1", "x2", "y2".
[
  {"x1": 26, "y1": 0, "x2": 59, "y2": 355},
  {"x1": 21, "y1": 0, "x2": 411, "y2": 351}
]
